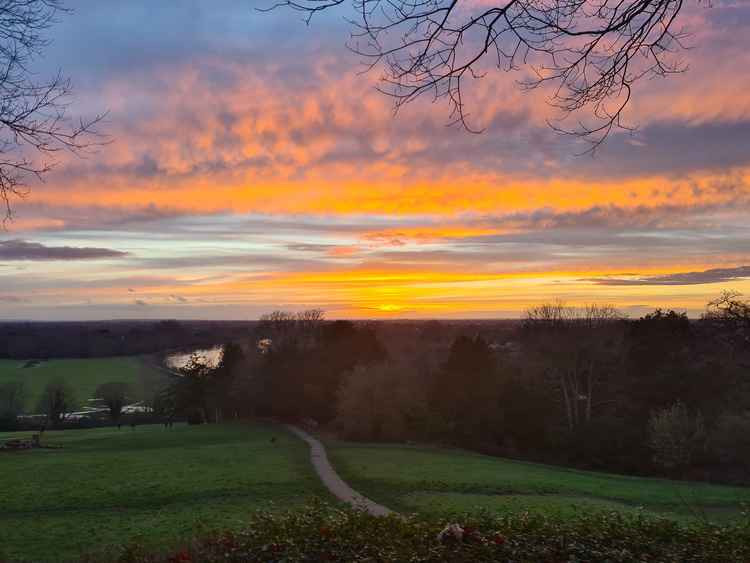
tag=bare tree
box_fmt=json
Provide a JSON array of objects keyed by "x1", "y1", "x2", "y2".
[
  {"x1": 257, "y1": 308, "x2": 325, "y2": 349},
  {"x1": 36, "y1": 377, "x2": 76, "y2": 425},
  {"x1": 0, "y1": 380, "x2": 26, "y2": 419},
  {"x1": 704, "y1": 291, "x2": 750, "y2": 334},
  {"x1": 702, "y1": 291, "x2": 750, "y2": 368},
  {"x1": 0, "y1": 0, "x2": 105, "y2": 221},
  {"x1": 295, "y1": 308, "x2": 325, "y2": 327},
  {"x1": 263, "y1": 0, "x2": 689, "y2": 147},
  {"x1": 95, "y1": 381, "x2": 130, "y2": 424},
  {"x1": 523, "y1": 301, "x2": 624, "y2": 430}
]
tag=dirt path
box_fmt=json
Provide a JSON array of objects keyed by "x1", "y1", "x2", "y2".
[{"x1": 286, "y1": 425, "x2": 393, "y2": 517}]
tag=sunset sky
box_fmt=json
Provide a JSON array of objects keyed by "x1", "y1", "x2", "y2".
[{"x1": 1, "y1": 0, "x2": 749, "y2": 320}]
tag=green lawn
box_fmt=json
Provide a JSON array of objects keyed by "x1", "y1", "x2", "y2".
[
  {"x1": 0, "y1": 422, "x2": 327, "y2": 562},
  {"x1": 327, "y1": 442, "x2": 750, "y2": 522},
  {"x1": 0, "y1": 357, "x2": 168, "y2": 412}
]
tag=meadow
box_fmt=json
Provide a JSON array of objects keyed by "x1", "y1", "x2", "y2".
[
  {"x1": 0, "y1": 422, "x2": 327, "y2": 561},
  {"x1": 0, "y1": 357, "x2": 167, "y2": 412},
  {"x1": 327, "y1": 442, "x2": 750, "y2": 522},
  {"x1": 3, "y1": 420, "x2": 750, "y2": 561}
]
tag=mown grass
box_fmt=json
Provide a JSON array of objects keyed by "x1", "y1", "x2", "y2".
[
  {"x1": 0, "y1": 422, "x2": 328, "y2": 562},
  {"x1": 0, "y1": 357, "x2": 167, "y2": 411},
  {"x1": 327, "y1": 442, "x2": 750, "y2": 522}
]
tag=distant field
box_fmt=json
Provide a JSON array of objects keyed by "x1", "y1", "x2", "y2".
[
  {"x1": 0, "y1": 357, "x2": 168, "y2": 412},
  {"x1": 327, "y1": 442, "x2": 750, "y2": 522},
  {"x1": 0, "y1": 422, "x2": 327, "y2": 561}
]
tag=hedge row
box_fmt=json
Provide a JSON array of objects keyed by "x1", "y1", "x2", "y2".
[{"x1": 81, "y1": 503, "x2": 750, "y2": 562}]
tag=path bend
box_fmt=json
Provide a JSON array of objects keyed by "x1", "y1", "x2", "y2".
[{"x1": 286, "y1": 424, "x2": 393, "y2": 517}]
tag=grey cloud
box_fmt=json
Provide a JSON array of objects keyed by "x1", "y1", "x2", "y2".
[
  {"x1": 39, "y1": 0, "x2": 344, "y2": 81},
  {"x1": 369, "y1": 248, "x2": 537, "y2": 267},
  {"x1": 24, "y1": 0, "x2": 748, "y2": 197},
  {"x1": 0, "y1": 295, "x2": 29, "y2": 303},
  {"x1": 475, "y1": 199, "x2": 750, "y2": 234},
  {"x1": 0, "y1": 239, "x2": 128, "y2": 260},
  {"x1": 53, "y1": 153, "x2": 274, "y2": 185},
  {"x1": 286, "y1": 243, "x2": 335, "y2": 252},
  {"x1": 0, "y1": 275, "x2": 185, "y2": 293},
  {"x1": 130, "y1": 253, "x2": 330, "y2": 271},
  {"x1": 154, "y1": 202, "x2": 749, "y2": 245},
  {"x1": 585, "y1": 266, "x2": 750, "y2": 286},
  {"x1": 11, "y1": 202, "x2": 194, "y2": 232},
  {"x1": 580, "y1": 120, "x2": 750, "y2": 179}
]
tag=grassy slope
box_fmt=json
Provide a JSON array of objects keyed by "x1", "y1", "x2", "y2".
[
  {"x1": 0, "y1": 422, "x2": 327, "y2": 562},
  {"x1": 0, "y1": 357, "x2": 167, "y2": 411},
  {"x1": 327, "y1": 442, "x2": 750, "y2": 522}
]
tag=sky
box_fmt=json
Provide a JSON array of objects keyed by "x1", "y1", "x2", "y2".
[{"x1": 1, "y1": 0, "x2": 749, "y2": 320}]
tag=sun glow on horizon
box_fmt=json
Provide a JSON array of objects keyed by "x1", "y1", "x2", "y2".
[{"x1": 1, "y1": 1, "x2": 749, "y2": 321}]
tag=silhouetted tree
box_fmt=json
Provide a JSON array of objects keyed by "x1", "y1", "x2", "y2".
[
  {"x1": 703, "y1": 291, "x2": 750, "y2": 363},
  {"x1": 95, "y1": 381, "x2": 130, "y2": 424},
  {"x1": 0, "y1": 380, "x2": 26, "y2": 427},
  {"x1": 256, "y1": 338, "x2": 308, "y2": 418},
  {"x1": 307, "y1": 321, "x2": 386, "y2": 422},
  {"x1": 707, "y1": 412, "x2": 750, "y2": 475},
  {"x1": 0, "y1": 0, "x2": 105, "y2": 219},
  {"x1": 336, "y1": 361, "x2": 430, "y2": 441},
  {"x1": 37, "y1": 378, "x2": 75, "y2": 425},
  {"x1": 256, "y1": 309, "x2": 325, "y2": 351},
  {"x1": 623, "y1": 308, "x2": 728, "y2": 419},
  {"x1": 252, "y1": 318, "x2": 386, "y2": 422},
  {"x1": 497, "y1": 368, "x2": 556, "y2": 456},
  {"x1": 431, "y1": 335, "x2": 501, "y2": 444},
  {"x1": 523, "y1": 302, "x2": 623, "y2": 431},
  {"x1": 171, "y1": 353, "x2": 215, "y2": 423},
  {"x1": 211, "y1": 342, "x2": 246, "y2": 421},
  {"x1": 152, "y1": 383, "x2": 178, "y2": 422},
  {"x1": 625, "y1": 310, "x2": 691, "y2": 402}
]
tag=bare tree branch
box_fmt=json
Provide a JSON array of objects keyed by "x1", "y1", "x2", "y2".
[
  {"x1": 262, "y1": 0, "x2": 690, "y2": 149},
  {"x1": 0, "y1": 0, "x2": 106, "y2": 223}
]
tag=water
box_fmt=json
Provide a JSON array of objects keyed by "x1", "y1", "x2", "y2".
[{"x1": 165, "y1": 346, "x2": 224, "y2": 370}]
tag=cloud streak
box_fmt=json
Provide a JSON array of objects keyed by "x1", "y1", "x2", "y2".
[
  {"x1": 585, "y1": 266, "x2": 750, "y2": 286},
  {"x1": 0, "y1": 295, "x2": 28, "y2": 303},
  {"x1": 0, "y1": 240, "x2": 128, "y2": 261},
  {"x1": 1, "y1": 1, "x2": 749, "y2": 319}
]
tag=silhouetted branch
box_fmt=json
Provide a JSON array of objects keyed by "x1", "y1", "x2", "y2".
[
  {"x1": 263, "y1": 0, "x2": 689, "y2": 148},
  {"x1": 0, "y1": 0, "x2": 107, "y2": 222}
]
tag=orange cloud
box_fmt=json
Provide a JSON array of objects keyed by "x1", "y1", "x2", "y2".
[{"x1": 5, "y1": 9, "x2": 750, "y2": 321}]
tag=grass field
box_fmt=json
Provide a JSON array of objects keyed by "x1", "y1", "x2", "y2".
[
  {"x1": 0, "y1": 422, "x2": 327, "y2": 562},
  {"x1": 327, "y1": 442, "x2": 750, "y2": 522},
  {"x1": 0, "y1": 357, "x2": 168, "y2": 412}
]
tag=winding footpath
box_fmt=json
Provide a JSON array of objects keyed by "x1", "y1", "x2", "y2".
[{"x1": 286, "y1": 425, "x2": 393, "y2": 517}]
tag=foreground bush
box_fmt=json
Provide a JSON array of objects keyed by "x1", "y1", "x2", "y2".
[{"x1": 89, "y1": 503, "x2": 750, "y2": 563}]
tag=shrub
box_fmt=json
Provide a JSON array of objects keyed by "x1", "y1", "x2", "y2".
[
  {"x1": 708, "y1": 412, "x2": 750, "y2": 470},
  {"x1": 648, "y1": 401, "x2": 706, "y2": 475},
  {"x1": 86, "y1": 503, "x2": 750, "y2": 562},
  {"x1": 335, "y1": 362, "x2": 429, "y2": 442}
]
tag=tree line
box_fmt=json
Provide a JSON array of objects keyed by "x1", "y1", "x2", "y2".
[
  {"x1": 0, "y1": 379, "x2": 142, "y2": 430},
  {"x1": 0, "y1": 320, "x2": 256, "y2": 359},
  {"x1": 158, "y1": 293, "x2": 750, "y2": 484},
  {"x1": 3, "y1": 293, "x2": 748, "y2": 483}
]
